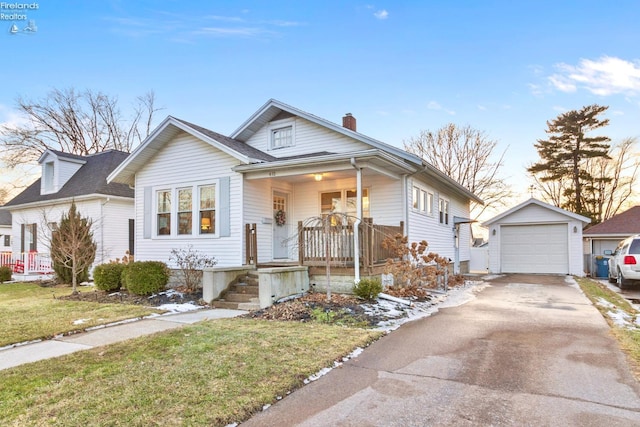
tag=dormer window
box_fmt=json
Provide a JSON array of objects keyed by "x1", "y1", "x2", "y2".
[{"x1": 43, "y1": 161, "x2": 55, "y2": 193}]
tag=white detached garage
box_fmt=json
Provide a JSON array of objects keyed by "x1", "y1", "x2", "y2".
[{"x1": 483, "y1": 198, "x2": 591, "y2": 276}]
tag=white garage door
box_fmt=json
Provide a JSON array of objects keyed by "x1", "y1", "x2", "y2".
[{"x1": 501, "y1": 224, "x2": 568, "y2": 274}]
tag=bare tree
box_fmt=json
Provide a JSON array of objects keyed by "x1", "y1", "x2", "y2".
[
  {"x1": 50, "y1": 202, "x2": 97, "y2": 294},
  {"x1": 404, "y1": 123, "x2": 511, "y2": 219},
  {"x1": 0, "y1": 88, "x2": 159, "y2": 167},
  {"x1": 582, "y1": 137, "x2": 639, "y2": 223}
]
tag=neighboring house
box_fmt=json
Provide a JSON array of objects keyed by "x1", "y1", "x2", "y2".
[
  {"x1": 108, "y1": 99, "x2": 482, "y2": 299},
  {"x1": 0, "y1": 149, "x2": 134, "y2": 273},
  {"x1": 0, "y1": 209, "x2": 11, "y2": 252},
  {"x1": 483, "y1": 198, "x2": 590, "y2": 276},
  {"x1": 582, "y1": 205, "x2": 640, "y2": 276}
]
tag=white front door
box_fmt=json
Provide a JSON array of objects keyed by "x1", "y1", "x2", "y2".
[{"x1": 273, "y1": 191, "x2": 290, "y2": 259}]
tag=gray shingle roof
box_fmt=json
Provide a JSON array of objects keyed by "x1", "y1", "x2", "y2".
[
  {"x1": 3, "y1": 150, "x2": 133, "y2": 208},
  {"x1": 583, "y1": 206, "x2": 640, "y2": 235},
  {"x1": 173, "y1": 117, "x2": 276, "y2": 162}
]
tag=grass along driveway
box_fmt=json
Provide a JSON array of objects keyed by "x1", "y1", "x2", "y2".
[
  {"x1": 0, "y1": 282, "x2": 162, "y2": 347},
  {"x1": 0, "y1": 318, "x2": 382, "y2": 426}
]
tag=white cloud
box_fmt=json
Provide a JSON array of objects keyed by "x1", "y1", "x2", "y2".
[
  {"x1": 374, "y1": 9, "x2": 389, "y2": 20},
  {"x1": 427, "y1": 101, "x2": 455, "y2": 115},
  {"x1": 549, "y1": 56, "x2": 640, "y2": 96},
  {"x1": 477, "y1": 105, "x2": 487, "y2": 111}
]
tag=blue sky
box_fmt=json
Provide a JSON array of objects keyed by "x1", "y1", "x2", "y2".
[{"x1": 2, "y1": 1, "x2": 640, "y2": 209}]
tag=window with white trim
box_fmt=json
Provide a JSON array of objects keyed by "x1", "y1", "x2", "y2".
[
  {"x1": 439, "y1": 197, "x2": 449, "y2": 225},
  {"x1": 155, "y1": 181, "x2": 218, "y2": 237},
  {"x1": 320, "y1": 188, "x2": 369, "y2": 226},
  {"x1": 43, "y1": 161, "x2": 55, "y2": 193},
  {"x1": 157, "y1": 190, "x2": 171, "y2": 235},
  {"x1": 412, "y1": 186, "x2": 434, "y2": 216},
  {"x1": 199, "y1": 184, "x2": 216, "y2": 235},
  {"x1": 177, "y1": 188, "x2": 192, "y2": 235},
  {"x1": 271, "y1": 126, "x2": 292, "y2": 149}
]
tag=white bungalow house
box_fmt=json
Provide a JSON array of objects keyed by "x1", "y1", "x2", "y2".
[
  {"x1": 108, "y1": 99, "x2": 482, "y2": 306},
  {"x1": 0, "y1": 150, "x2": 134, "y2": 275}
]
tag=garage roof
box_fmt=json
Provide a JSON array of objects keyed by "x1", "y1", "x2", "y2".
[{"x1": 483, "y1": 198, "x2": 591, "y2": 226}]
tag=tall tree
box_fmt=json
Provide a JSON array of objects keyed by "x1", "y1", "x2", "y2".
[
  {"x1": 528, "y1": 104, "x2": 611, "y2": 218},
  {"x1": 0, "y1": 88, "x2": 159, "y2": 167},
  {"x1": 50, "y1": 202, "x2": 97, "y2": 294},
  {"x1": 404, "y1": 123, "x2": 511, "y2": 219}
]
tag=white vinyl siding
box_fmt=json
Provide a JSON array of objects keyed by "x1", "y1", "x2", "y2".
[
  {"x1": 7, "y1": 197, "x2": 133, "y2": 267},
  {"x1": 135, "y1": 132, "x2": 242, "y2": 267},
  {"x1": 245, "y1": 117, "x2": 371, "y2": 158}
]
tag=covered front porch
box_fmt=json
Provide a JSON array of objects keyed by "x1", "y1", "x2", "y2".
[{"x1": 235, "y1": 148, "x2": 416, "y2": 281}]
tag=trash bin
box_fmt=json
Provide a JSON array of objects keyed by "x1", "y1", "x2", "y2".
[{"x1": 595, "y1": 256, "x2": 609, "y2": 278}]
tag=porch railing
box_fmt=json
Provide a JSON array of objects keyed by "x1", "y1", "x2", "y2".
[
  {"x1": 297, "y1": 218, "x2": 404, "y2": 267},
  {"x1": 0, "y1": 252, "x2": 53, "y2": 274}
]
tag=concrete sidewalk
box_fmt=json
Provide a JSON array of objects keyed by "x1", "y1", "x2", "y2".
[{"x1": 0, "y1": 308, "x2": 247, "y2": 371}]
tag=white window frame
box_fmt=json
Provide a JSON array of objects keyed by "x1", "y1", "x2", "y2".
[
  {"x1": 43, "y1": 161, "x2": 55, "y2": 193},
  {"x1": 319, "y1": 188, "x2": 370, "y2": 224},
  {"x1": 153, "y1": 180, "x2": 220, "y2": 238},
  {"x1": 412, "y1": 185, "x2": 434, "y2": 216},
  {"x1": 269, "y1": 118, "x2": 296, "y2": 150},
  {"x1": 439, "y1": 197, "x2": 449, "y2": 225}
]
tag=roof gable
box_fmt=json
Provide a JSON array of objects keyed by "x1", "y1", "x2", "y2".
[
  {"x1": 584, "y1": 206, "x2": 640, "y2": 235},
  {"x1": 483, "y1": 198, "x2": 591, "y2": 226},
  {"x1": 3, "y1": 150, "x2": 133, "y2": 208},
  {"x1": 108, "y1": 116, "x2": 274, "y2": 187}
]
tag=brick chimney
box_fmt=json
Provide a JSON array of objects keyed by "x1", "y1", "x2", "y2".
[{"x1": 342, "y1": 113, "x2": 356, "y2": 131}]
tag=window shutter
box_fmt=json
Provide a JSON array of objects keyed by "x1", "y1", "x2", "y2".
[
  {"x1": 32, "y1": 223, "x2": 37, "y2": 251},
  {"x1": 143, "y1": 187, "x2": 152, "y2": 239},
  {"x1": 128, "y1": 219, "x2": 135, "y2": 255},
  {"x1": 219, "y1": 176, "x2": 230, "y2": 237}
]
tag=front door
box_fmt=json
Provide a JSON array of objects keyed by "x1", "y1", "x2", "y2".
[{"x1": 273, "y1": 191, "x2": 290, "y2": 259}]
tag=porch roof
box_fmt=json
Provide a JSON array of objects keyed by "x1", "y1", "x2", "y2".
[{"x1": 232, "y1": 149, "x2": 417, "y2": 181}]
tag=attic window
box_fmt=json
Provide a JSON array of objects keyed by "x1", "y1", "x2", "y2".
[{"x1": 271, "y1": 126, "x2": 293, "y2": 149}]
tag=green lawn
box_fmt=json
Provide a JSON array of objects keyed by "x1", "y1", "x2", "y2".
[
  {"x1": 0, "y1": 282, "x2": 161, "y2": 347},
  {"x1": 576, "y1": 277, "x2": 640, "y2": 379},
  {"x1": 0, "y1": 318, "x2": 382, "y2": 426}
]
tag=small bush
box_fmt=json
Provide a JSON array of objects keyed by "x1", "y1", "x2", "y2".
[
  {"x1": 0, "y1": 265, "x2": 12, "y2": 283},
  {"x1": 93, "y1": 263, "x2": 125, "y2": 291},
  {"x1": 353, "y1": 277, "x2": 383, "y2": 301},
  {"x1": 122, "y1": 261, "x2": 170, "y2": 296}
]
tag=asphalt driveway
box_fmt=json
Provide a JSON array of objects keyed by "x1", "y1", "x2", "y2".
[{"x1": 242, "y1": 274, "x2": 640, "y2": 426}]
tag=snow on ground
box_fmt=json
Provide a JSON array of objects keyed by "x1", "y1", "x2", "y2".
[
  {"x1": 363, "y1": 280, "x2": 489, "y2": 332},
  {"x1": 594, "y1": 296, "x2": 638, "y2": 329}
]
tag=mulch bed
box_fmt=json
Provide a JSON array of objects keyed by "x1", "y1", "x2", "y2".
[{"x1": 58, "y1": 286, "x2": 206, "y2": 307}]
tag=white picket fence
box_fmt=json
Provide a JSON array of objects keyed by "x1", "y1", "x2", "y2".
[{"x1": 0, "y1": 252, "x2": 53, "y2": 274}]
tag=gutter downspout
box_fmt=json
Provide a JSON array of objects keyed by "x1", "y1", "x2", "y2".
[{"x1": 350, "y1": 158, "x2": 362, "y2": 283}]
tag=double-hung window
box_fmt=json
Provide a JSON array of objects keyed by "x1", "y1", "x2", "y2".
[
  {"x1": 320, "y1": 189, "x2": 369, "y2": 225},
  {"x1": 157, "y1": 190, "x2": 171, "y2": 235},
  {"x1": 177, "y1": 188, "x2": 192, "y2": 235},
  {"x1": 439, "y1": 197, "x2": 449, "y2": 225},
  {"x1": 199, "y1": 184, "x2": 215, "y2": 235},
  {"x1": 413, "y1": 186, "x2": 433, "y2": 216}
]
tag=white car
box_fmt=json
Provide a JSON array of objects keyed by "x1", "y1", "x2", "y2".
[{"x1": 608, "y1": 234, "x2": 640, "y2": 289}]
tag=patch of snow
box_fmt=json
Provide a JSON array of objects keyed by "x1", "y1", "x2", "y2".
[
  {"x1": 72, "y1": 318, "x2": 91, "y2": 325},
  {"x1": 156, "y1": 302, "x2": 202, "y2": 313},
  {"x1": 607, "y1": 309, "x2": 633, "y2": 328},
  {"x1": 153, "y1": 289, "x2": 184, "y2": 299}
]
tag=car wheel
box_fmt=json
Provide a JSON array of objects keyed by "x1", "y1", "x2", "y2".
[
  {"x1": 617, "y1": 269, "x2": 627, "y2": 290},
  {"x1": 608, "y1": 274, "x2": 617, "y2": 284}
]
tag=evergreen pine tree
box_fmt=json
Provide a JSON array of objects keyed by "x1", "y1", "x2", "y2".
[{"x1": 528, "y1": 104, "x2": 611, "y2": 218}]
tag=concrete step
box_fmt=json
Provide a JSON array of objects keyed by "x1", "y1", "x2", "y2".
[
  {"x1": 224, "y1": 293, "x2": 256, "y2": 303},
  {"x1": 212, "y1": 298, "x2": 260, "y2": 311},
  {"x1": 231, "y1": 283, "x2": 259, "y2": 295}
]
